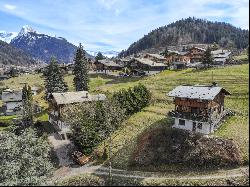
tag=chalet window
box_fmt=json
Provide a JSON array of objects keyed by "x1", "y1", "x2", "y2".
[
  {"x1": 179, "y1": 119, "x2": 185, "y2": 126},
  {"x1": 191, "y1": 107, "x2": 198, "y2": 114},
  {"x1": 197, "y1": 123, "x2": 203, "y2": 129}
]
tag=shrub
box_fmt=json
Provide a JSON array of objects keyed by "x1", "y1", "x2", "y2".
[
  {"x1": 56, "y1": 174, "x2": 105, "y2": 186},
  {"x1": 113, "y1": 83, "x2": 151, "y2": 116}
]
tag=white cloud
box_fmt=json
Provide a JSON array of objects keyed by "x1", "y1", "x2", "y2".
[{"x1": 4, "y1": 4, "x2": 16, "y2": 10}]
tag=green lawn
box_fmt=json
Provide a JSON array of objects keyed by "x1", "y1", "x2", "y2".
[
  {"x1": 94, "y1": 64, "x2": 249, "y2": 169},
  {"x1": 233, "y1": 54, "x2": 248, "y2": 61}
]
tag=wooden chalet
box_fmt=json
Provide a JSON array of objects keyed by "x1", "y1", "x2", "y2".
[
  {"x1": 188, "y1": 47, "x2": 206, "y2": 62},
  {"x1": 167, "y1": 83, "x2": 231, "y2": 134},
  {"x1": 48, "y1": 91, "x2": 106, "y2": 140},
  {"x1": 132, "y1": 58, "x2": 168, "y2": 73},
  {"x1": 165, "y1": 50, "x2": 190, "y2": 64},
  {"x1": 211, "y1": 49, "x2": 231, "y2": 65},
  {"x1": 95, "y1": 59, "x2": 123, "y2": 73},
  {"x1": 144, "y1": 53, "x2": 167, "y2": 64}
]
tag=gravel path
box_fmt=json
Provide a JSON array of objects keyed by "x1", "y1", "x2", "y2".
[{"x1": 49, "y1": 162, "x2": 249, "y2": 184}]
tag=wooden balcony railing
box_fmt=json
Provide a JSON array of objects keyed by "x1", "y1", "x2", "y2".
[{"x1": 168, "y1": 110, "x2": 210, "y2": 122}]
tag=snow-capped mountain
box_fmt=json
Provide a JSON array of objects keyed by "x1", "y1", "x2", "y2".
[
  {"x1": 17, "y1": 25, "x2": 37, "y2": 37},
  {"x1": 0, "y1": 31, "x2": 18, "y2": 43},
  {"x1": 86, "y1": 50, "x2": 120, "y2": 58},
  {"x1": 8, "y1": 25, "x2": 92, "y2": 63}
]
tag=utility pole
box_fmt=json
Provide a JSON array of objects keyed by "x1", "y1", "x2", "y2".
[
  {"x1": 212, "y1": 71, "x2": 214, "y2": 82},
  {"x1": 108, "y1": 135, "x2": 112, "y2": 186}
]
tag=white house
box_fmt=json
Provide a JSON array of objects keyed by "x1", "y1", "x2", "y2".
[{"x1": 1, "y1": 89, "x2": 22, "y2": 115}]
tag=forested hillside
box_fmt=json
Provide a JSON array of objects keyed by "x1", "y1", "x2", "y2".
[
  {"x1": 119, "y1": 17, "x2": 249, "y2": 57},
  {"x1": 0, "y1": 40, "x2": 36, "y2": 65}
]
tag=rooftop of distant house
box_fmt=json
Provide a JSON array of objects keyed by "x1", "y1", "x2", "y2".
[
  {"x1": 97, "y1": 59, "x2": 122, "y2": 67},
  {"x1": 146, "y1": 53, "x2": 166, "y2": 60},
  {"x1": 134, "y1": 58, "x2": 168, "y2": 67},
  {"x1": 51, "y1": 91, "x2": 106, "y2": 105}
]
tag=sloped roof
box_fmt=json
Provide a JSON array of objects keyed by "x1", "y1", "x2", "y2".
[
  {"x1": 167, "y1": 85, "x2": 231, "y2": 100},
  {"x1": 191, "y1": 47, "x2": 206, "y2": 51},
  {"x1": 98, "y1": 59, "x2": 122, "y2": 67},
  {"x1": 146, "y1": 53, "x2": 166, "y2": 60},
  {"x1": 134, "y1": 58, "x2": 168, "y2": 67},
  {"x1": 211, "y1": 49, "x2": 231, "y2": 55},
  {"x1": 2, "y1": 89, "x2": 22, "y2": 102},
  {"x1": 168, "y1": 50, "x2": 189, "y2": 56},
  {"x1": 51, "y1": 91, "x2": 106, "y2": 105}
]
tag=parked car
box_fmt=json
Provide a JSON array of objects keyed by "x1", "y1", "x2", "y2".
[
  {"x1": 72, "y1": 151, "x2": 90, "y2": 166},
  {"x1": 119, "y1": 72, "x2": 129, "y2": 77}
]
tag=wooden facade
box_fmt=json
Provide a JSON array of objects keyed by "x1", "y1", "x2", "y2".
[
  {"x1": 168, "y1": 85, "x2": 230, "y2": 134},
  {"x1": 188, "y1": 47, "x2": 206, "y2": 62}
]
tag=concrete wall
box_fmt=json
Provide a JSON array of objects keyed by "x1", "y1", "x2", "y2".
[{"x1": 173, "y1": 117, "x2": 211, "y2": 134}]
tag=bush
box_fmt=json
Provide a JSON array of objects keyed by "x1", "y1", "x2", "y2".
[
  {"x1": 131, "y1": 128, "x2": 241, "y2": 169},
  {"x1": 56, "y1": 174, "x2": 105, "y2": 186},
  {"x1": 113, "y1": 83, "x2": 151, "y2": 116}
]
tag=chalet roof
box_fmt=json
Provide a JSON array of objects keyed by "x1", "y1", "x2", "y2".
[
  {"x1": 167, "y1": 85, "x2": 231, "y2": 100},
  {"x1": 213, "y1": 58, "x2": 227, "y2": 62},
  {"x1": 134, "y1": 58, "x2": 168, "y2": 67},
  {"x1": 120, "y1": 57, "x2": 132, "y2": 62},
  {"x1": 211, "y1": 49, "x2": 231, "y2": 55},
  {"x1": 51, "y1": 91, "x2": 106, "y2": 105},
  {"x1": 168, "y1": 50, "x2": 189, "y2": 56},
  {"x1": 2, "y1": 89, "x2": 22, "y2": 102},
  {"x1": 146, "y1": 53, "x2": 166, "y2": 60},
  {"x1": 98, "y1": 59, "x2": 122, "y2": 67},
  {"x1": 191, "y1": 47, "x2": 206, "y2": 51}
]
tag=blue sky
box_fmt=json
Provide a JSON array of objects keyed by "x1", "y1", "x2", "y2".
[{"x1": 0, "y1": 0, "x2": 249, "y2": 52}]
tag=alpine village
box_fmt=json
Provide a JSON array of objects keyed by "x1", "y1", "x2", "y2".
[{"x1": 0, "y1": 4, "x2": 249, "y2": 186}]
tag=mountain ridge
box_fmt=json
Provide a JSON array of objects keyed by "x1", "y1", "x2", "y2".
[{"x1": 119, "y1": 17, "x2": 249, "y2": 57}]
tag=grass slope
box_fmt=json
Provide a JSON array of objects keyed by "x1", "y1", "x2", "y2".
[{"x1": 95, "y1": 64, "x2": 249, "y2": 169}]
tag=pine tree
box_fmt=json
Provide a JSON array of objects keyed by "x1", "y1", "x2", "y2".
[
  {"x1": 73, "y1": 43, "x2": 89, "y2": 91},
  {"x1": 95, "y1": 52, "x2": 104, "y2": 62},
  {"x1": 202, "y1": 47, "x2": 213, "y2": 66},
  {"x1": 44, "y1": 57, "x2": 68, "y2": 97},
  {"x1": 22, "y1": 84, "x2": 33, "y2": 127}
]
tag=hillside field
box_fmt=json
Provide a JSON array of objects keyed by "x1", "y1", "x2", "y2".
[{"x1": 0, "y1": 64, "x2": 249, "y2": 170}]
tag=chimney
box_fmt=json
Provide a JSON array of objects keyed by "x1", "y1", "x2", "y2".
[{"x1": 212, "y1": 82, "x2": 218, "y2": 87}]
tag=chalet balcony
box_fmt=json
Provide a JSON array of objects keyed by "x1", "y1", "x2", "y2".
[{"x1": 168, "y1": 110, "x2": 209, "y2": 122}]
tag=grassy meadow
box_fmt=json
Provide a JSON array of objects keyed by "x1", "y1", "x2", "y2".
[{"x1": 0, "y1": 64, "x2": 249, "y2": 169}]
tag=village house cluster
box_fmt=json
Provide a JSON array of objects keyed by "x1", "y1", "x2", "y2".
[{"x1": 92, "y1": 46, "x2": 232, "y2": 76}]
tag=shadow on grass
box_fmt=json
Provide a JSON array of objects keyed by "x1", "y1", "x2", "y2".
[{"x1": 100, "y1": 118, "x2": 172, "y2": 169}]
